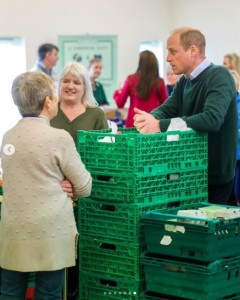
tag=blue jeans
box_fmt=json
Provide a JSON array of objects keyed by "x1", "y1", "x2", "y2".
[{"x1": 1, "y1": 268, "x2": 65, "y2": 300}]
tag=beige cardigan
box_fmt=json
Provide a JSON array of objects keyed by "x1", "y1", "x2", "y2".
[{"x1": 0, "y1": 117, "x2": 92, "y2": 272}]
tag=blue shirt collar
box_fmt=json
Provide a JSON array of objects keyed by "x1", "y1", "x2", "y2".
[
  {"x1": 187, "y1": 58, "x2": 211, "y2": 80},
  {"x1": 37, "y1": 60, "x2": 52, "y2": 76}
]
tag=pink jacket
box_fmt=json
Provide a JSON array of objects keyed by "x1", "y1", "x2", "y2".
[{"x1": 113, "y1": 74, "x2": 168, "y2": 127}]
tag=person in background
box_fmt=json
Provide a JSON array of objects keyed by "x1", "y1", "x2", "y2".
[
  {"x1": 166, "y1": 66, "x2": 180, "y2": 95},
  {"x1": 113, "y1": 50, "x2": 168, "y2": 128},
  {"x1": 223, "y1": 53, "x2": 240, "y2": 74},
  {"x1": 87, "y1": 58, "x2": 109, "y2": 106},
  {"x1": 0, "y1": 71, "x2": 92, "y2": 300},
  {"x1": 51, "y1": 61, "x2": 108, "y2": 299},
  {"x1": 31, "y1": 43, "x2": 59, "y2": 91},
  {"x1": 228, "y1": 70, "x2": 240, "y2": 206},
  {"x1": 134, "y1": 27, "x2": 238, "y2": 205}
]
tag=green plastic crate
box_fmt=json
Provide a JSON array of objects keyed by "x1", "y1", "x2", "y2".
[
  {"x1": 140, "y1": 291, "x2": 240, "y2": 300},
  {"x1": 140, "y1": 292, "x2": 180, "y2": 300},
  {"x1": 140, "y1": 291, "x2": 184, "y2": 299},
  {"x1": 142, "y1": 202, "x2": 240, "y2": 261},
  {"x1": 79, "y1": 235, "x2": 144, "y2": 280},
  {"x1": 78, "y1": 198, "x2": 202, "y2": 241},
  {"x1": 77, "y1": 128, "x2": 208, "y2": 176},
  {"x1": 89, "y1": 169, "x2": 208, "y2": 204},
  {"x1": 142, "y1": 253, "x2": 240, "y2": 300},
  {"x1": 79, "y1": 271, "x2": 143, "y2": 299}
]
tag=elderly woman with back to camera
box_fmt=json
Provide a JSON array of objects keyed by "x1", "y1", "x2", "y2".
[
  {"x1": 113, "y1": 50, "x2": 168, "y2": 128},
  {"x1": 0, "y1": 71, "x2": 92, "y2": 299}
]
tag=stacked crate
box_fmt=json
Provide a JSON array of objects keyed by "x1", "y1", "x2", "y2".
[
  {"x1": 77, "y1": 128, "x2": 208, "y2": 299},
  {"x1": 141, "y1": 203, "x2": 240, "y2": 299}
]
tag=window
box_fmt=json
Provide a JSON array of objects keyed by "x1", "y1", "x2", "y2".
[
  {"x1": 0, "y1": 37, "x2": 26, "y2": 144},
  {"x1": 139, "y1": 40, "x2": 164, "y2": 77}
]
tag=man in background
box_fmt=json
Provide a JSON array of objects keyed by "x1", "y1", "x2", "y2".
[{"x1": 31, "y1": 43, "x2": 59, "y2": 91}]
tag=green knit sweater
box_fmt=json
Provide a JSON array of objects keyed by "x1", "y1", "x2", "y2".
[
  {"x1": 151, "y1": 64, "x2": 238, "y2": 185},
  {"x1": 50, "y1": 105, "x2": 109, "y2": 146},
  {"x1": 93, "y1": 82, "x2": 109, "y2": 106}
]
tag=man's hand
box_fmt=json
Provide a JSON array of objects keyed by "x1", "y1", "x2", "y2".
[
  {"x1": 61, "y1": 179, "x2": 73, "y2": 198},
  {"x1": 133, "y1": 108, "x2": 160, "y2": 133}
]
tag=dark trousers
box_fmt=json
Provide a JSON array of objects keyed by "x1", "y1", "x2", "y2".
[
  {"x1": 1, "y1": 268, "x2": 65, "y2": 300},
  {"x1": 67, "y1": 264, "x2": 78, "y2": 297},
  {"x1": 208, "y1": 179, "x2": 234, "y2": 205}
]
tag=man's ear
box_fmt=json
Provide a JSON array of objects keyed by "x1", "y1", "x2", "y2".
[{"x1": 189, "y1": 45, "x2": 198, "y2": 56}]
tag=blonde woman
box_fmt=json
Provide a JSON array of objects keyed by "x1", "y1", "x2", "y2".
[
  {"x1": 223, "y1": 53, "x2": 240, "y2": 74},
  {"x1": 51, "y1": 61, "x2": 108, "y2": 145}
]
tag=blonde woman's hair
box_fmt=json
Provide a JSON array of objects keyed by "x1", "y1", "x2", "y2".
[
  {"x1": 230, "y1": 69, "x2": 240, "y2": 91},
  {"x1": 224, "y1": 53, "x2": 240, "y2": 74},
  {"x1": 59, "y1": 61, "x2": 98, "y2": 108}
]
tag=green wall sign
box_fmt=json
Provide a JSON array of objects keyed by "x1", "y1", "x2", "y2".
[{"x1": 58, "y1": 35, "x2": 117, "y2": 105}]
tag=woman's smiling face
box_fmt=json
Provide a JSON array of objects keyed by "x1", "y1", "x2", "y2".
[{"x1": 60, "y1": 73, "x2": 85, "y2": 103}]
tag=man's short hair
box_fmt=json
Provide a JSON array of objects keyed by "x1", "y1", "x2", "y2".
[{"x1": 38, "y1": 43, "x2": 59, "y2": 60}]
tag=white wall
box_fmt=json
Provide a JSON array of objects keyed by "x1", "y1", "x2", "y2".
[
  {"x1": 170, "y1": 0, "x2": 240, "y2": 65},
  {"x1": 0, "y1": 0, "x2": 170, "y2": 86},
  {"x1": 1, "y1": 0, "x2": 240, "y2": 90}
]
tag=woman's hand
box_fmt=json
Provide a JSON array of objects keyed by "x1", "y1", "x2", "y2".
[{"x1": 61, "y1": 179, "x2": 73, "y2": 198}]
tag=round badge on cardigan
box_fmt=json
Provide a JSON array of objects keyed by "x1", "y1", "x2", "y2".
[{"x1": 3, "y1": 143, "x2": 15, "y2": 156}]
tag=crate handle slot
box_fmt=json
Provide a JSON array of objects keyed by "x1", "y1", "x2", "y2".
[
  {"x1": 97, "y1": 135, "x2": 116, "y2": 143},
  {"x1": 99, "y1": 279, "x2": 117, "y2": 287},
  {"x1": 167, "y1": 134, "x2": 179, "y2": 142},
  {"x1": 96, "y1": 175, "x2": 115, "y2": 182},
  {"x1": 167, "y1": 201, "x2": 182, "y2": 208},
  {"x1": 164, "y1": 264, "x2": 186, "y2": 273},
  {"x1": 167, "y1": 173, "x2": 179, "y2": 180},
  {"x1": 99, "y1": 204, "x2": 116, "y2": 212},
  {"x1": 99, "y1": 242, "x2": 116, "y2": 251}
]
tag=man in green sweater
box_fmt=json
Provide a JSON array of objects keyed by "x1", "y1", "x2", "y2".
[{"x1": 134, "y1": 27, "x2": 238, "y2": 205}]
